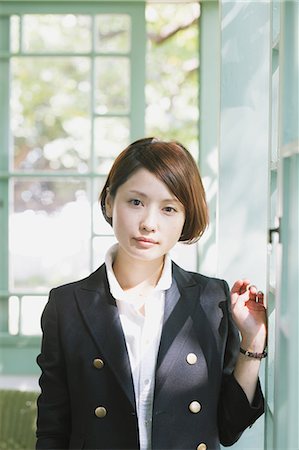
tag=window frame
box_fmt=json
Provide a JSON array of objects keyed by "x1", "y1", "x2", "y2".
[{"x1": 0, "y1": 1, "x2": 145, "y2": 373}]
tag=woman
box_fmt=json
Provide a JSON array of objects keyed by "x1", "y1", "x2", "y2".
[{"x1": 36, "y1": 138, "x2": 267, "y2": 450}]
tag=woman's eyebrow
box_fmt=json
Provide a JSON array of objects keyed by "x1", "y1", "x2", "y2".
[
  {"x1": 128, "y1": 190, "x2": 180, "y2": 203},
  {"x1": 128, "y1": 190, "x2": 147, "y2": 197}
]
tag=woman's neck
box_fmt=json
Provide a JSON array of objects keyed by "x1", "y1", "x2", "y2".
[{"x1": 112, "y1": 251, "x2": 164, "y2": 292}]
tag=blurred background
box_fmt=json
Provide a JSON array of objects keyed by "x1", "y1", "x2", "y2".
[
  {"x1": 5, "y1": 2, "x2": 200, "y2": 338},
  {"x1": 0, "y1": 0, "x2": 298, "y2": 449}
]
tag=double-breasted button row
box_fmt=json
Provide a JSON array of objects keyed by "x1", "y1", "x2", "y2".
[
  {"x1": 197, "y1": 443, "x2": 207, "y2": 450},
  {"x1": 93, "y1": 358, "x2": 104, "y2": 369},
  {"x1": 95, "y1": 406, "x2": 107, "y2": 418}
]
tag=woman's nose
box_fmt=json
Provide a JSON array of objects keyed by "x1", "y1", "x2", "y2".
[{"x1": 140, "y1": 209, "x2": 158, "y2": 232}]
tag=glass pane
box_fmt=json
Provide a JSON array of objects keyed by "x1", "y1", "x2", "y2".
[
  {"x1": 11, "y1": 57, "x2": 91, "y2": 171},
  {"x1": 170, "y1": 242, "x2": 198, "y2": 272},
  {"x1": 93, "y1": 178, "x2": 114, "y2": 235},
  {"x1": 23, "y1": 15, "x2": 91, "y2": 53},
  {"x1": 269, "y1": 171, "x2": 278, "y2": 289},
  {"x1": 267, "y1": 297, "x2": 276, "y2": 414},
  {"x1": 272, "y1": 0, "x2": 280, "y2": 42},
  {"x1": 95, "y1": 57, "x2": 130, "y2": 114},
  {"x1": 95, "y1": 14, "x2": 131, "y2": 53},
  {"x1": 10, "y1": 179, "x2": 91, "y2": 291},
  {"x1": 93, "y1": 236, "x2": 117, "y2": 270},
  {"x1": 9, "y1": 296, "x2": 20, "y2": 335},
  {"x1": 10, "y1": 15, "x2": 20, "y2": 53},
  {"x1": 271, "y1": 62, "x2": 279, "y2": 163},
  {"x1": 94, "y1": 117, "x2": 130, "y2": 174},
  {"x1": 146, "y1": 3, "x2": 199, "y2": 157},
  {"x1": 20, "y1": 296, "x2": 47, "y2": 335}
]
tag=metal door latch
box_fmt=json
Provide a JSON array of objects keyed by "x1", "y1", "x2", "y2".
[{"x1": 268, "y1": 218, "x2": 281, "y2": 243}]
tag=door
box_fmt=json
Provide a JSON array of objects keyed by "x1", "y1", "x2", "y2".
[{"x1": 265, "y1": 1, "x2": 299, "y2": 449}]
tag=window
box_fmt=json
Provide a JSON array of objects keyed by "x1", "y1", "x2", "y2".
[
  {"x1": 0, "y1": 2, "x2": 146, "y2": 340},
  {"x1": 0, "y1": 2, "x2": 199, "y2": 354}
]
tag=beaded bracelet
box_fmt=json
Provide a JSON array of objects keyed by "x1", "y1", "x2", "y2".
[{"x1": 240, "y1": 347, "x2": 267, "y2": 359}]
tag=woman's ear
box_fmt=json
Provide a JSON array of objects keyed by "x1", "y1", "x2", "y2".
[{"x1": 105, "y1": 188, "x2": 113, "y2": 218}]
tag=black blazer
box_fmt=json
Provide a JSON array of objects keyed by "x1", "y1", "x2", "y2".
[{"x1": 36, "y1": 262, "x2": 264, "y2": 450}]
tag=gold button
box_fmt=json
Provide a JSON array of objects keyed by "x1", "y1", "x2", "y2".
[
  {"x1": 197, "y1": 443, "x2": 207, "y2": 450},
  {"x1": 189, "y1": 401, "x2": 201, "y2": 414},
  {"x1": 95, "y1": 406, "x2": 107, "y2": 418},
  {"x1": 186, "y1": 353, "x2": 197, "y2": 365},
  {"x1": 93, "y1": 358, "x2": 104, "y2": 369}
]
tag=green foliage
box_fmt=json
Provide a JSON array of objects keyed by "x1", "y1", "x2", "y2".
[
  {"x1": 146, "y1": 3, "x2": 199, "y2": 157},
  {"x1": 11, "y1": 5, "x2": 199, "y2": 174},
  {"x1": 0, "y1": 390, "x2": 38, "y2": 450},
  {"x1": 12, "y1": 57, "x2": 90, "y2": 172},
  {"x1": 10, "y1": 5, "x2": 199, "y2": 215}
]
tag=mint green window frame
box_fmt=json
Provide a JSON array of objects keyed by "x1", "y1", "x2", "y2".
[
  {"x1": 265, "y1": 1, "x2": 299, "y2": 449},
  {"x1": 0, "y1": 1, "x2": 145, "y2": 374}
]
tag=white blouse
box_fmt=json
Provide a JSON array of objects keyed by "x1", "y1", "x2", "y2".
[{"x1": 105, "y1": 244, "x2": 172, "y2": 450}]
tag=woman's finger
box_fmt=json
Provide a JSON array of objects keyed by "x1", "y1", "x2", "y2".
[{"x1": 257, "y1": 291, "x2": 264, "y2": 304}]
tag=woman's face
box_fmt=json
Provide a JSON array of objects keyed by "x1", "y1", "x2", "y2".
[{"x1": 105, "y1": 168, "x2": 185, "y2": 265}]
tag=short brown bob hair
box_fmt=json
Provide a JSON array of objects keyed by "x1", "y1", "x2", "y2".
[{"x1": 100, "y1": 137, "x2": 209, "y2": 243}]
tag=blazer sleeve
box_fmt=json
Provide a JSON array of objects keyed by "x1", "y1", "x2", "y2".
[
  {"x1": 217, "y1": 280, "x2": 265, "y2": 447},
  {"x1": 36, "y1": 289, "x2": 71, "y2": 449}
]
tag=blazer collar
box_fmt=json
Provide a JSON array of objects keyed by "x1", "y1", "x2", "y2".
[
  {"x1": 77, "y1": 261, "x2": 198, "y2": 293},
  {"x1": 154, "y1": 263, "x2": 203, "y2": 396},
  {"x1": 75, "y1": 264, "x2": 136, "y2": 409}
]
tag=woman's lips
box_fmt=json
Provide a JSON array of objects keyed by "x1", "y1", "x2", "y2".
[{"x1": 134, "y1": 237, "x2": 158, "y2": 246}]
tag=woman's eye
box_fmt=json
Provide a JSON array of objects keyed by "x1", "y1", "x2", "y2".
[
  {"x1": 130, "y1": 199, "x2": 142, "y2": 206},
  {"x1": 163, "y1": 206, "x2": 176, "y2": 213}
]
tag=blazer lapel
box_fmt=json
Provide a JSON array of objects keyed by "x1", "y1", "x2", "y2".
[
  {"x1": 74, "y1": 265, "x2": 136, "y2": 409},
  {"x1": 154, "y1": 263, "x2": 202, "y2": 396}
]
